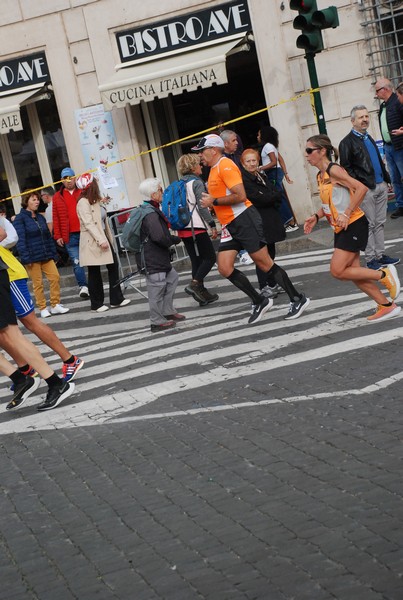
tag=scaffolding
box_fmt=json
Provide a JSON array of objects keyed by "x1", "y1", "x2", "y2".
[{"x1": 359, "y1": 0, "x2": 403, "y2": 84}]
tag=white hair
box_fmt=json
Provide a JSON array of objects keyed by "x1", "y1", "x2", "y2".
[
  {"x1": 220, "y1": 129, "x2": 236, "y2": 142},
  {"x1": 138, "y1": 177, "x2": 162, "y2": 199}
]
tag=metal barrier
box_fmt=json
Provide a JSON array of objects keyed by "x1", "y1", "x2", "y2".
[{"x1": 107, "y1": 207, "x2": 189, "y2": 299}]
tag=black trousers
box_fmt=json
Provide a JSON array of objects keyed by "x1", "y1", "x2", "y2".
[
  {"x1": 88, "y1": 248, "x2": 124, "y2": 310},
  {"x1": 182, "y1": 232, "x2": 216, "y2": 282}
]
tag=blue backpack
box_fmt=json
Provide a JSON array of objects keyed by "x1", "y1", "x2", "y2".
[{"x1": 161, "y1": 179, "x2": 196, "y2": 230}]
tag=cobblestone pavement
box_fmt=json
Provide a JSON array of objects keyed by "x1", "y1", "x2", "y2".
[{"x1": 1, "y1": 227, "x2": 402, "y2": 599}]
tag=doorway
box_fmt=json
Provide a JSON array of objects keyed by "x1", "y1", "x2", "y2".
[{"x1": 139, "y1": 41, "x2": 269, "y2": 184}]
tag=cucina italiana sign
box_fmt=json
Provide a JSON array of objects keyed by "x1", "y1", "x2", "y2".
[
  {"x1": 116, "y1": 1, "x2": 251, "y2": 64},
  {"x1": 101, "y1": 64, "x2": 224, "y2": 109}
]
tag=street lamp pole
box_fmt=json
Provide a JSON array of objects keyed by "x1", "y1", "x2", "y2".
[{"x1": 305, "y1": 52, "x2": 327, "y2": 135}]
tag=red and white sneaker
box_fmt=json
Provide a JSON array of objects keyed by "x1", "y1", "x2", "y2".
[{"x1": 62, "y1": 356, "x2": 84, "y2": 382}]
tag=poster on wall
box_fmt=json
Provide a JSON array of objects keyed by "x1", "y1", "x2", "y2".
[{"x1": 74, "y1": 104, "x2": 129, "y2": 212}]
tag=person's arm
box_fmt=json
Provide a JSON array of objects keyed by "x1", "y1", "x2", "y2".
[
  {"x1": 277, "y1": 152, "x2": 293, "y2": 184},
  {"x1": 76, "y1": 200, "x2": 108, "y2": 247},
  {"x1": 242, "y1": 174, "x2": 279, "y2": 208},
  {"x1": 338, "y1": 139, "x2": 360, "y2": 181},
  {"x1": 146, "y1": 212, "x2": 175, "y2": 248},
  {"x1": 328, "y1": 164, "x2": 368, "y2": 230},
  {"x1": 52, "y1": 196, "x2": 64, "y2": 246},
  {"x1": 259, "y1": 151, "x2": 277, "y2": 172},
  {"x1": 200, "y1": 182, "x2": 246, "y2": 209},
  {"x1": 192, "y1": 179, "x2": 217, "y2": 236},
  {"x1": 304, "y1": 209, "x2": 324, "y2": 234},
  {"x1": 13, "y1": 216, "x2": 31, "y2": 264},
  {"x1": 0, "y1": 217, "x2": 18, "y2": 248}
]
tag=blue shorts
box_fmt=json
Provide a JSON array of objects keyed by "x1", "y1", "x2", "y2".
[{"x1": 10, "y1": 279, "x2": 35, "y2": 318}]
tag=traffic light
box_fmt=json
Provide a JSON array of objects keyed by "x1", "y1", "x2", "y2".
[
  {"x1": 312, "y1": 7, "x2": 339, "y2": 30},
  {"x1": 289, "y1": 1, "x2": 339, "y2": 55}
]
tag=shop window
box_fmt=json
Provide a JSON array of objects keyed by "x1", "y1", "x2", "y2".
[
  {"x1": 8, "y1": 106, "x2": 41, "y2": 193},
  {"x1": 0, "y1": 153, "x2": 13, "y2": 217},
  {"x1": 36, "y1": 94, "x2": 68, "y2": 184}
]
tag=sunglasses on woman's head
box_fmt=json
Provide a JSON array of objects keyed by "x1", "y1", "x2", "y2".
[{"x1": 305, "y1": 147, "x2": 320, "y2": 154}]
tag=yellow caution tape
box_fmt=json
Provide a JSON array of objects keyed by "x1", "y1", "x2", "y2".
[{"x1": 1, "y1": 87, "x2": 320, "y2": 204}]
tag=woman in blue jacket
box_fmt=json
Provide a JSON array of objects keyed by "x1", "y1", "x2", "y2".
[{"x1": 14, "y1": 191, "x2": 69, "y2": 318}]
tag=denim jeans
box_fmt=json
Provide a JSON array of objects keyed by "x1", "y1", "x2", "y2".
[
  {"x1": 385, "y1": 144, "x2": 403, "y2": 208},
  {"x1": 65, "y1": 232, "x2": 87, "y2": 288}
]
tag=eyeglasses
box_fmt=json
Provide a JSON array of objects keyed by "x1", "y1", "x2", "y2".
[
  {"x1": 375, "y1": 86, "x2": 386, "y2": 93},
  {"x1": 305, "y1": 147, "x2": 320, "y2": 154}
]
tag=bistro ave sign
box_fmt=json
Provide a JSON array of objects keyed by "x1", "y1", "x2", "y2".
[
  {"x1": 116, "y1": 1, "x2": 251, "y2": 63},
  {"x1": 0, "y1": 52, "x2": 49, "y2": 92}
]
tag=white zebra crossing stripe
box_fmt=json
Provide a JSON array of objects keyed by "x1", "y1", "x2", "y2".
[{"x1": 1, "y1": 244, "x2": 402, "y2": 434}]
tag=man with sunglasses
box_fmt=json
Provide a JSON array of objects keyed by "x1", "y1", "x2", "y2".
[
  {"x1": 374, "y1": 78, "x2": 403, "y2": 219},
  {"x1": 339, "y1": 104, "x2": 398, "y2": 270}
]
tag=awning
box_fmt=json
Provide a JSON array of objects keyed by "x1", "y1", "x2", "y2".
[
  {"x1": 0, "y1": 85, "x2": 50, "y2": 134},
  {"x1": 99, "y1": 37, "x2": 243, "y2": 110}
]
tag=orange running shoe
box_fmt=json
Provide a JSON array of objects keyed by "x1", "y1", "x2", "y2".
[
  {"x1": 367, "y1": 303, "x2": 401, "y2": 322},
  {"x1": 380, "y1": 264, "x2": 400, "y2": 300}
]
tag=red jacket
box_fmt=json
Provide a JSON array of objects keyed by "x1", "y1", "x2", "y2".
[{"x1": 52, "y1": 187, "x2": 81, "y2": 243}]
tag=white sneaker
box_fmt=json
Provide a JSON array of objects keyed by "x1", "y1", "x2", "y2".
[
  {"x1": 40, "y1": 308, "x2": 51, "y2": 318},
  {"x1": 79, "y1": 286, "x2": 89, "y2": 299},
  {"x1": 238, "y1": 253, "x2": 254, "y2": 266},
  {"x1": 111, "y1": 298, "x2": 131, "y2": 308},
  {"x1": 285, "y1": 223, "x2": 299, "y2": 233},
  {"x1": 92, "y1": 305, "x2": 109, "y2": 313},
  {"x1": 50, "y1": 303, "x2": 70, "y2": 315}
]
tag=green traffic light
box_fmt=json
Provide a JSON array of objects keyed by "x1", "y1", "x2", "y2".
[
  {"x1": 312, "y1": 7, "x2": 339, "y2": 29},
  {"x1": 293, "y1": 14, "x2": 315, "y2": 32},
  {"x1": 296, "y1": 32, "x2": 324, "y2": 53}
]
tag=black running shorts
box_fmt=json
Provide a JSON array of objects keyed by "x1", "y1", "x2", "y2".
[
  {"x1": 218, "y1": 206, "x2": 267, "y2": 254},
  {"x1": 334, "y1": 215, "x2": 368, "y2": 253},
  {"x1": 0, "y1": 269, "x2": 18, "y2": 329}
]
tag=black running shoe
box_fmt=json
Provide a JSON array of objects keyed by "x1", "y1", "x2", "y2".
[
  {"x1": 248, "y1": 297, "x2": 273, "y2": 324},
  {"x1": 6, "y1": 376, "x2": 41, "y2": 410},
  {"x1": 284, "y1": 294, "x2": 310, "y2": 320},
  {"x1": 37, "y1": 381, "x2": 75, "y2": 412}
]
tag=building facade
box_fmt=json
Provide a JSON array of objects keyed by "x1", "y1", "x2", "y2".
[{"x1": 0, "y1": 0, "x2": 401, "y2": 219}]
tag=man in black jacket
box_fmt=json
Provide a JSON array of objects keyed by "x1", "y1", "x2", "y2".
[
  {"x1": 375, "y1": 78, "x2": 403, "y2": 219},
  {"x1": 339, "y1": 104, "x2": 399, "y2": 270},
  {"x1": 137, "y1": 178, "x2": 185, "y2": 333}
]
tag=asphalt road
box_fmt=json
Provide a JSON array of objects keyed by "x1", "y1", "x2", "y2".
[{"x1": 1, "y1": 222, "x2": 402, "y2": 600}]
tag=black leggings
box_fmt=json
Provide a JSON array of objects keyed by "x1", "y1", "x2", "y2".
[{"x1": 182, "y1": 232, "x2": 216, "y2": 282}]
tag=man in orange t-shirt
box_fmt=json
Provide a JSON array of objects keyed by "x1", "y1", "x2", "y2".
[{"x1": 192, "y1": 134, "x2": 309, "y2": 324}]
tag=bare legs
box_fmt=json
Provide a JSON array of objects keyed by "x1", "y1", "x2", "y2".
[{"x1": 330, "y1": 249, "x2": 389, "y2": 303}]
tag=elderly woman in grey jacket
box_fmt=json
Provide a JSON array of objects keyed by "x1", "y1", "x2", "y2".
[
  {"x1": 176, "y1": 154, "x2": 219, "y2": 306},
  {"x1": 76, "y1": 173, "x2": 130, "y2": 313}
]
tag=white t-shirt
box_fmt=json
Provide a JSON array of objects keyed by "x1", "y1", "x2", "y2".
[
  {"x1": 45, "y1": 202, "x2": 53, "y2": 223},
  {"x1": 261, "y1": 142, "x2": 278, "y2": 167},
  {"x1": 0, "y1": 215, "x2": 18, "y2": 248}
]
